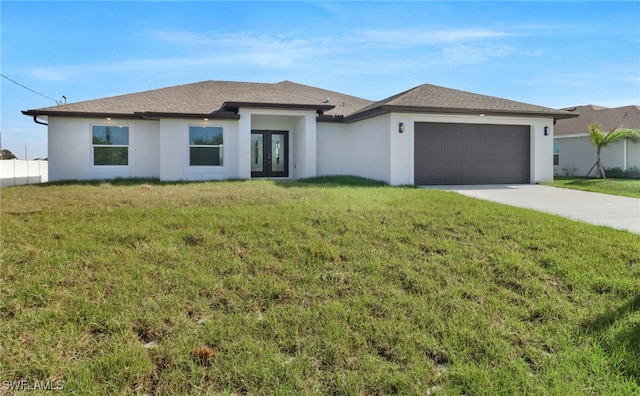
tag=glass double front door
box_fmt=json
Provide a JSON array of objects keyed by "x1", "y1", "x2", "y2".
[{"x1": 251, "y1": 131, "x2": 289, "y2": 178}]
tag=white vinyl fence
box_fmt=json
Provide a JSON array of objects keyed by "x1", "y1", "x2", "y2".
[{"x1": 0, "y1": 160, "x2": 49, "y2": 187}]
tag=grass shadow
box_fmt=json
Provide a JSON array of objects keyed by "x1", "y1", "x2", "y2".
[
  {"x1": 582, "y1": 295, "x2": 640, "y2": 382},
  {"x1": 36, "y1": 175, "x2": 400, "y2": 189},
  {"x1": 548, "y1": 177, "x2": 640, "y2": 198},
  {"x1": 36, "y1": 177, "x2": 253, "y2": 187},
  {"x1": 583, "y1": 295, "x2": 640, "y2": 332},
  {"x1": 274, "y1": 175, "x2": 393, "y2": 188},
  {"x1": 563, "y1": 178, "x2": 596, "y2": 186}
]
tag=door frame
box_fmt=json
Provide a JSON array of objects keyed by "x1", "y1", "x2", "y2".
[{"x1": 250, "y1": 130, "x2": 289, "y2": 178}]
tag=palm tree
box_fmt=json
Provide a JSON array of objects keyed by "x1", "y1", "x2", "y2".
[{"x1": 587, "y1": 123, "x2": 640, "y2": 178}]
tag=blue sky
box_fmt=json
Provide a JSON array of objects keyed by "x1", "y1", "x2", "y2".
[{"x1": 2, "y1": 1, "x2": 639, "y2": 159}]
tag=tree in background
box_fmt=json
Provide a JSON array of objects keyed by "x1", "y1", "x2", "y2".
[
  {"x1": 587, "y1": 123, "x2": 640, "y2": 178},
  {"x1": 1, "y1": 149, "x2": 17, "y2": 160}
]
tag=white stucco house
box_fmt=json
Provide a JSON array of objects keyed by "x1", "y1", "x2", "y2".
[
  {"x1": 554, "y1": 105, "x2": 640, "y2": 176},
  {"x1": 23, "y1": 80, "x2": 576, "y2": 185}
]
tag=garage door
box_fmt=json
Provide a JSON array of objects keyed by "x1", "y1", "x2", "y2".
[{"x1": 414, "y1": 122, "x2": 530, "y2": 185}]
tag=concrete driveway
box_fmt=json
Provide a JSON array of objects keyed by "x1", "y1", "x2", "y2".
[{"x1": 423, "y1": 184, "x2": 640, "y2": 234}]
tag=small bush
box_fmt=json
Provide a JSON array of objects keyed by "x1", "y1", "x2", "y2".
[{"x1": 604, "y1": 167, "x2": 640, "y2": 179}]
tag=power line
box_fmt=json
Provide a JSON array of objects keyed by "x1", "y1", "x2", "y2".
[{"x1": 0, "y1": 73, "x2": 64, "y2": 105}]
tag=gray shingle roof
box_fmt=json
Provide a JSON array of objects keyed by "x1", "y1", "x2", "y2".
[
  {"x1": 23, "y1": 80, "x2": 373, "y2": 119},
  {"x1": 23, "y1": 80, "x2": 575, "y2": 121},
  {"x1": 554, "y1": 105, "x2": 640, "y2": 136},
  {"x1": 345, "y1": 83, "x2": 576, "y2": 121}
]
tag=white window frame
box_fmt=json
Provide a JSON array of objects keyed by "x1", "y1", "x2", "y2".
[
  {"x1": 91, "y1": 124, "x2": 131, "y2": 167},
  {"x1": 188, "y1": 125, "x2": 224, "y2": 167}
]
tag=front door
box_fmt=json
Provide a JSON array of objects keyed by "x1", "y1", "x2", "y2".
[{"x1": 251, "y1": 131, "x2": 289, "y2": 178}]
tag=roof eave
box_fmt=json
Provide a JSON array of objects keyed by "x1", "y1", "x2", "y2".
[
  {"x1": 554, "y1": 133, "x2": 590, "y2": 138},
  {"x1": 223, "y1": 101, "x2": 335, "y2": 112},
  {"x1": 21, "y1": 109, "x2": 240, "y2": 120},
  {"x1": 316, "y1": 114, "x2": 345, "y2": 123},
  {"x1": 22, "y1": 110, "x2": 142, "y2": 120},
  {"x1": 343, "y1": 105, "x2": 579, "y2": 123},
  {"x1": 140, "y1": 110, "x2": 239, "y2": 120}
]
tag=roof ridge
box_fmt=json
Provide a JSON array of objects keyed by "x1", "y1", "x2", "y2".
[
  {"x1": 274, "y1": 80, "x2": 372, "y2": 101},
  {"x1": 32, "y1": 80, "x2": 278, "y2": 111},
  {"x1": 24, "y1": 79, "x2": 374, "y2": 118},
  {"x1": 348, "y1": 82, "x2": 575, "y2": 121},
  {"x1": 554, "y1": 103, "x2": 640, "y2": 136},
  {"x1": 351, "y1": 85, "x2": 423, "y2": 114},
  {"x1": 562, "y1": 104, "x2": 640, "y2": 112},
  {"x1": 611, "y1": 104, "x2": 640, "y2": 112},
  {"x1": 425, "y1": 83, "x2": 546, "y2": 106}
]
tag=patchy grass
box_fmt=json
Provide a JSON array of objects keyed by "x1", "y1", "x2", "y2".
[
  {"x1": 292, "y1": 175, "x2": 390, "y2": 187},
  {"x1": 2, "y1": 177, "x2": 639, "y2": 395},
  {"x1": 545, "y1": 177, "x2": 640, "y2": 198}
]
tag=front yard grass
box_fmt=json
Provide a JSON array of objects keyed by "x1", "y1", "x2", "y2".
[
  {"x1": 545, "y1": 177, "x2": 640, "y2": 198},
  {"x1": 1, "y1": 177, "x2": 639, "y2": 395}
]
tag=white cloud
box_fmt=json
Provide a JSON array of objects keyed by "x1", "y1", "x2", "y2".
[
  {"x1": 146, "y1": 30, "x2": 218, "y2": 47},
  {"x1": 28, "y1": 27, "x2": 525, "y2": 83},
  {"x1": 148, "y1": 27, "x2": 513, "y2": 51},
  {"x1": 352, "y1": 28, "x2": 512, "y2": 48},
  {"x1": 148, "y1": 29, "x2": 331, "y2": 58},
  {"x1": 436, "y1": 43, "x2": 517, "y2": 64},
  {"x1": 31, "y1": 68, "x2": 70, "y2": 82},
  {"x1": 30, "y1": 58, "x2": 215, "y2": 82}
]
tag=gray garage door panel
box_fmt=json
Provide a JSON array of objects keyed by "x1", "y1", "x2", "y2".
[{"x1": 414, "y1": 123, "x2": 530, "y2": 185}]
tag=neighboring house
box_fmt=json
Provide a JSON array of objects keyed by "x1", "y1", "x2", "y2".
[
  {"x1": 22, "y1": 80, "x2": 575, "y2": 185},
  {"x1": 554, "y1": 105, "x2": 640, "y2": 176}
]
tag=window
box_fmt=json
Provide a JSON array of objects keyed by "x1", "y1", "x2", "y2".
[
  {"x1": 92, "y1": 125, "x2": 129, "y2": 166},
  {"x1": 189, "y1": 126, "x2": 223, "y2": 166},
  {"x1": 553, "y1": 142, "x2": 559, "y2": 166}
]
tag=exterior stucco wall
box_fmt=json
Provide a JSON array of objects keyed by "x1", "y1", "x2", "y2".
[
  {"x1": 318, "y1": 113, "x2": 553, "y2": 185},
  {"x1": 47, "y1": 109, "x2": 317, "y2": 182},
  {"x1": 395, "y1": 113, "x2": 555, "y2": 185},
  {"x1": 554, "y1": 135, "x2": 640, "y2": 176},
  {"x1": 47, "y1": 110, "x2": 558, "y2": 185},
  {"x1": 628, "y1": 140, "x2": 640, "y2": 170},
  {"x1": 158, "y1": 118, "x2": 239, "y2": 181},
  {"x1": 317, "y1": 115, "x2": 392, "y2": 183},
  {"x1": 47, "y1": 117, "x2": 159, "y2": 181},
  {"x1": 389, "y1": 113, "x2": 413, "y2": 185},
  {"x1": 293, "y1": 115, "x2": 317, "y2": 179}
]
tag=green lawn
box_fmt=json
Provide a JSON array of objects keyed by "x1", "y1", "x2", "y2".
[
  {"x1": 2, "y1": 177, "x2": 639, "y2": 395},
  {"x1": 544, "y1": 177, "x2": 640, "y2": 198}
]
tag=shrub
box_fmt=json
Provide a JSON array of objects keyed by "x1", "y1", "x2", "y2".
[{"x1": 604, "y1": 166, "x2": 640, "y2": 179}]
